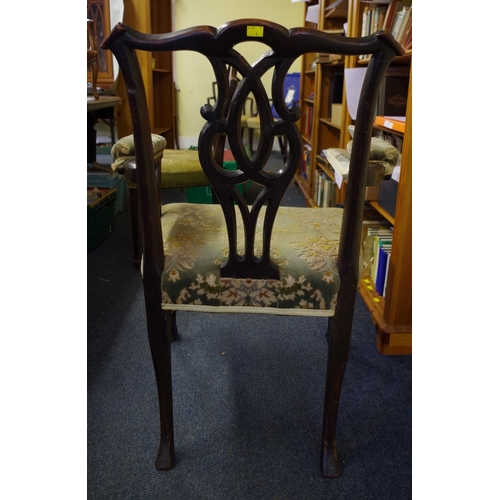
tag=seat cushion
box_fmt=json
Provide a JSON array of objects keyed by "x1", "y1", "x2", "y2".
[
  {"x1": 160, "y1": 203, "x2": 343, "y2": 316},
  {"x1": 111, "y1": 146, "x2": 209, "y2": 189},
  {"x1": 160, "y1": 149, "x2": 209, "y2": 188}
]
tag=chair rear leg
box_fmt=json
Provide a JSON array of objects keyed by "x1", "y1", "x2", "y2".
[
  {"x1": 320, "y1": 291, "x2": 356, "y2": 478},
  {"x1": 146, "y1": 303, "x2": 175, "y2": 470},
  {"x1": 277, "y1": 135, "x2": 288, "y2": 163},
  {"x1": 249, "y1": 129, "x2": 254, "y2": 156},
  {"x1": 128, "y1": 187, "x2": 141, "y2": 269}
]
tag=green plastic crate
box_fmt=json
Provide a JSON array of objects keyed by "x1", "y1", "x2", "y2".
[
  {"x1": 87, "y1": 188, "x2": 117, "y2": 250},
  {"x1": 185, "y1": 151, "x2": 248, "y2": 204},
  {"x1": 222, "y1": 157, "x2": 246, "y2": 195},
  {"x1": 87, "y1": 172, "x2": 127, "y2": 213},
  {"x1": 186, "y1": 185, "x2": 213, "y2": 204}
]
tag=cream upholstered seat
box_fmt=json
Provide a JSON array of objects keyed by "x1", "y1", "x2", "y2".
[{"x1": 103, "y1": 19, "x2": 404, "y2": 478}]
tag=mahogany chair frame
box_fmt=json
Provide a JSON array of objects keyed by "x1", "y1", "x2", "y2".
[{"x1": 102, "y1": 19, "x2": 403, "y2": 478}]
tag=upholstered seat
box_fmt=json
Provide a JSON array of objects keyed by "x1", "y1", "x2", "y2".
[
  {"x1": 112, "y1": 134, "x2": 209, "y2": 188},
  {"x1": 160, "y1": 203, "x2": 343, "y2": 313}
]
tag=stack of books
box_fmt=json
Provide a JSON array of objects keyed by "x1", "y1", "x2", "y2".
[
  {"x1": 359, "y1": 1, "x2": 412, "y2": 60},
  {"x1": 363, "y1": 225, "x2": 393, "y2": 297}
]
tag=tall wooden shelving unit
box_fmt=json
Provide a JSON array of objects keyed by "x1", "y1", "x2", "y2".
[
  {"x1": 296, "y1": 0, "x2": 349, "y2": 207},
  {"x1": 297, "y1": 0, "x2": 412, "y2": 354},
  {"x1": 115, "y1": 0, "x2": 176, "y2": 148}
]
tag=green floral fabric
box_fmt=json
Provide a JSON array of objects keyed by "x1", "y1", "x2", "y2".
[{"x1": 160, "y1": 203, "x2": 344, "y2": 316}]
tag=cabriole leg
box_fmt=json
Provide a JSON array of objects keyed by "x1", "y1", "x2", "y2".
[
  {"x1": 147, "y1": 302, "x2": 175, "y2": 470},
  {"x1": 320, "y1": 291, "x2": 355, "y2": 478}
]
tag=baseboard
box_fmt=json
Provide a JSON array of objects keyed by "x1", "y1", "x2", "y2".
[{"x1": 177, "y1": 137, "x2": 199, "y2": 150}]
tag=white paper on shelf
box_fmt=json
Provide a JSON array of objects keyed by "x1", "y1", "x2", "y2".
[
  {"x1": 344, "y1": 67, "x2": 367, "y2": 120},
  {"x1": 285, "y1": 89, "x2": 296, "y2": 105},
  {"x1": 305, "y1": 5, "x2": 319, "y2": 23},
  {"x1": 391, "y1": 166, "x2": 401, "y2": 182},
  {"x1": 334, "y1": 170, "x2": 343, "y2": 189}
]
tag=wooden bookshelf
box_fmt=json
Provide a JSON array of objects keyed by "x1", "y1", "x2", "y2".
[
  {"x1": 296, "y1": 0, "x2": 349, "y2": 209},
  {"x1": 353, "y1": 0, "x2": 412, "y2": 355},
  {"x1": 297, "y1": 0, "x2": 412, "y2": 355},
  {"x1": 115, "y1": 0, "x2": 176, "y2": 148}
]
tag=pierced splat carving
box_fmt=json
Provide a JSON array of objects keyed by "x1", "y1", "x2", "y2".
[{"x1": 199, "y1": 54, "x2": 302, "y2": 279}]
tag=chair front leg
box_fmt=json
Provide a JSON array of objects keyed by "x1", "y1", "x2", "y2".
[{"x1": 146, "y1": 300, "x2": 175, "y2": 470}]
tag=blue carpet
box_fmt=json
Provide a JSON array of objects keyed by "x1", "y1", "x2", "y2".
[{"x1": 88, "y1": 159, "x2": 411, "y2": 498}]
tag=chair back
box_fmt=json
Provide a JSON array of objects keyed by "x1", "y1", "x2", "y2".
[{"x1": 102, "y1": 20, "x2": 403, "y2": 284}]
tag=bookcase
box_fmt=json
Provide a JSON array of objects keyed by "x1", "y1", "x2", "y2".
[
  {"x1": 296, "y1": 0, "x2": 350, "y2": 208},
  {"x1": 115, "y1": 0, "x2": 176, "y2": 148},
  {"x1": 297, "y1": 0, "x2": 412, "y2": 354}
]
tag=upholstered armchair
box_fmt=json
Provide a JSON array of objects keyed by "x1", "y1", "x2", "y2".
[{"x1": 111, "y1": 135, "x2": 210, "y2": 267}]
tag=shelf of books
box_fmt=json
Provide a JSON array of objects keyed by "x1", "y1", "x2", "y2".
[
  {"x1": 297, "y1": 1, "x2": 412, "y2": 354},
  {"x1": 295, "y1": 0, "x2": 349, "y2": 208},
  {"x1": 347, "y1": 0, "x2": 412, "y2": 355},
  {"x1": 359, "y1": 66, "x2": 412, "y2": 355}
]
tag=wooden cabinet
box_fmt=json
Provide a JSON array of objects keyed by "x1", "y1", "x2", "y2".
[
  {"x1": 115, "y1": 0, "x2": 176, "y2": 148},
  {"x1": 87, "y1": 0, "x2": 117, "y2": 91},
  {"x1": 297, "y1": 0, "x2": 412, "y2": 354}
]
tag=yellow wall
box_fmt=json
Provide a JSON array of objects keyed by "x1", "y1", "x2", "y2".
[{"x1": 174, "y1": 0, "x2": 305, "y2": 147}]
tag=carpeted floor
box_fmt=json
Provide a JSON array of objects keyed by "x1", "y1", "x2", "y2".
[{"x1": 88, "y1": 153, "x2": 411, "y2": 499}]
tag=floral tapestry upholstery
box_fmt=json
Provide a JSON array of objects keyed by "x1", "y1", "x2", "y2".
[{"x1": 160, "y1": 203, "x2": 344, "y2": 317}]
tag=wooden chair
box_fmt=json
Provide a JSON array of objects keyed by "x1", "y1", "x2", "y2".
[
  {"x1": 247, "y1": 76, "x2": 299, "y2": 162},
  {"x1": 102, "y1": 19, "x2": 403, "y2": 478},
  {"x1": 207, "y1": 79, "x2": 254, "y2": 144}
]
